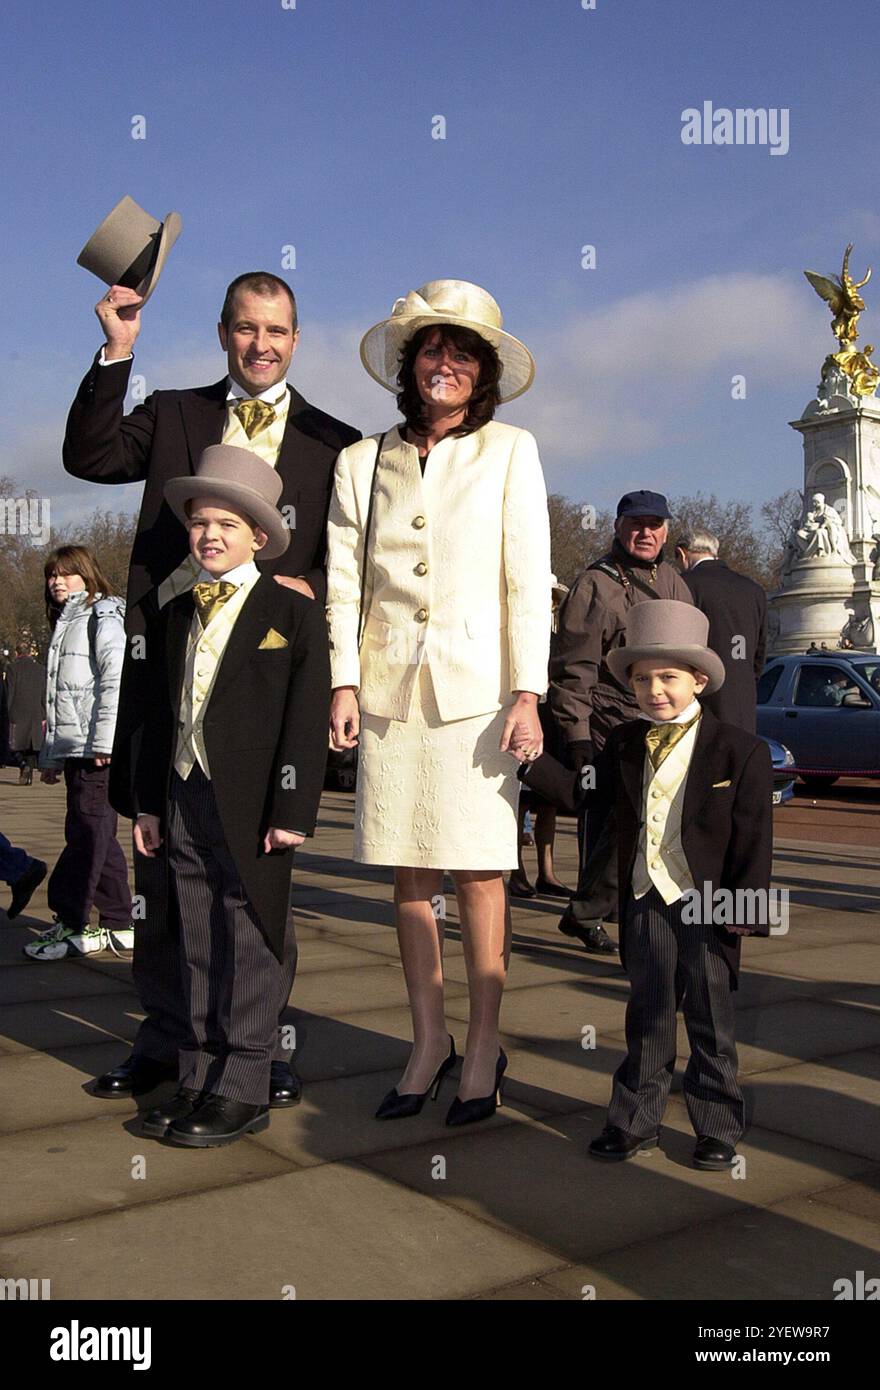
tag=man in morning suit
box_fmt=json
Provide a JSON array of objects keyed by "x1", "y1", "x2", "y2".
[
  {"x1": 518, "y1": 601, "x2": 773, "y2": 1170},
  {"x1": 135, "y1": 445, "x2": 330, "y2": 1146},
  {"x1": 675, "y1": 527, "x2": 767, "y2": 733},
  {"x1": 63, "y1": 271, "x2": 360, "y2": 1103}
]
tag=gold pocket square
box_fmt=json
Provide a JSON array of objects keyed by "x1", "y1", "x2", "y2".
[
  {"x1": 258, "y1": 628, "x2": 288, "y2": 650},
  {"x1": 712, "y1": 779, "x2": 732, "y2": 788}
]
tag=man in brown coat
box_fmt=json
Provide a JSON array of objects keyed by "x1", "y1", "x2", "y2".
[{"x1": 548, "y1": 491, "x2": 693, "y2": 953}]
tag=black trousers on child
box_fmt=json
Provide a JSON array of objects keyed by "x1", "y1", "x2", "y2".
[
  {"x1": 167, "y1": 764, "x2": 282, "y2": 1106},
  {"x1": 607, "y1": 885, "x2": 744, "y2": 1145},
  {"x1": 47, "y1": 758, "x2": 132, "y2": 928}
]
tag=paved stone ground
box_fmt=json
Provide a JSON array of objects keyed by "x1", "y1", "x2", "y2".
[{"x1": 1, "y1": 769, "x2": 878, "y2": 1301}]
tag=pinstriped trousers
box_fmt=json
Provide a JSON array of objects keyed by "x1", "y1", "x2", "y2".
[
  {"x1": 607, "y1": 885, "x2": 744, "y2": 1145},
  {"x1": 167, "y1": 765, "x2": 280, "y2": 1106}
]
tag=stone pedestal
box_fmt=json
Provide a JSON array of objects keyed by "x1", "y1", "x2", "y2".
[{"x1": 768, "y1": 366, "x2": 880, "y2": 654}]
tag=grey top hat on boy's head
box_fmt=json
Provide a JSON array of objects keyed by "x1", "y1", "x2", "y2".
[
  {"x1": 606, "y1": 599, "x2": 726, "y2": 693},
  {"x1": 77, "y1": 195, "x2": 182, "y2": 307},
  {"x1": 164, "y1": 445, "x2": 291, "y2": 560}
]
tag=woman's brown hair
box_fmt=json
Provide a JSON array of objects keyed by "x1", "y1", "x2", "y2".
[
  {"x1": 396, "y1": 324, "x2": 502, "y2": 439},
  {"x1": 44, "y1": 545, "x2": 116, "y2": 629}
]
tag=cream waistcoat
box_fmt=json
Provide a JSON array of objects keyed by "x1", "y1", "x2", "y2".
[
  {"x1": 632, "y1": 716, "x2": 700, "y2": 905},
  {"x1": 174, "y1": 562, "x2": 260, "y2": 780}
]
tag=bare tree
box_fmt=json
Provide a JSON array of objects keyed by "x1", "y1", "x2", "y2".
[
  {"x1": 548, "y1": 493, "x2": 614, "y2": 587},
  {"x1": 760, "y1": 488, "x2": 803, "y2": 587}
]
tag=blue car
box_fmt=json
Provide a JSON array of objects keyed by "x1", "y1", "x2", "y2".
[{"x1": 757, "y1": 652, "x2": 880, "y2": 789}]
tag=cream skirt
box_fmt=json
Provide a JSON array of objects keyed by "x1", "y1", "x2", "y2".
[{"x1": 353, "y1": 661, "x2": 521, "y2": 869}]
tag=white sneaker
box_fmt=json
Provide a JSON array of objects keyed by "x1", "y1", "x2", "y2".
[
  {"x1": 23, "y1": 922, "x2": 106, "y2": 961},
  {"x1": 105, "y1": 926, "x2": 135, "y2": 956}
]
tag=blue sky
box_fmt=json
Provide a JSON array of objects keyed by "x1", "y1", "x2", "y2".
[{"x1": 4, "y1": 0, "x2": 880, "y2": 527}]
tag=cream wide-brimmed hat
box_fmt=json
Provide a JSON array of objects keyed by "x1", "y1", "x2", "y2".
[
  {"x1": 77, "y1": 195, "x2": 182, "y2": 306},
  {"x1": 165, "y1": 445, "x2": 290, "y2": 561},
  {"x1": 606, "y1": 600, "x2": 726, "y2": 694},
  {"x1": 359, "y1": 279, "x2": 536, "y2": 403}
]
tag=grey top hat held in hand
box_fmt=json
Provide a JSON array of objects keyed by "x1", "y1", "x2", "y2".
[
  {"x1": 606, "y1": 599, "x2": 726, "y2": 693},
  {"x1": 165, "y1": 445, "x2": 291, "y2": 561},
  {"x1": 359, "y1": 279, "x2": 536, "y2": 403},
  {"x1": 77, "y1": 195, "x2": 182, "y2": 306}
]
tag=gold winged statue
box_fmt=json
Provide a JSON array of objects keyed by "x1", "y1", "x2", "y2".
[{"x1": 804, "y1": 243, "x2": 879, "y2": 396}]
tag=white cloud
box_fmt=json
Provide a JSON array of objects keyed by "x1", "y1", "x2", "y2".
[{"x1": 505, "y1": 272, "x2": 822, "y2": 461}]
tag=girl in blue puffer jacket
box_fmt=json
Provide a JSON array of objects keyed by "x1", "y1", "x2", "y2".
[{"x1": 25, "y1": 546, "x2": 133, "y2": 961}]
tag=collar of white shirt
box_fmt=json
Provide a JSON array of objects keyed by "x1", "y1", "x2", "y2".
[
  {"x1": 194, "y1": 560, "x2": 259, "y2": 588},
  {"x1": 226, "y1": 376, "x2": 289, "y2": 406},
  {"x1": 638, "y1": 697, "x2": 703, "y2": 727}
]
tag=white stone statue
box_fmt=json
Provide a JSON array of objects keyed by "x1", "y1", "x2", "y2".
[{"x1": 789, "y1": 492, "x2": 856, "y2": 564}]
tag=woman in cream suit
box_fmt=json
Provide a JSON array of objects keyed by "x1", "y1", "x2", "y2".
[{"x1": 327, "y1": 280, "x2": 552, "y2": 1125}]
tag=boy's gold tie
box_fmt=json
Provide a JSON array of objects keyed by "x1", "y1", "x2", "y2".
[
  {"x1": 645, "y1": 711, "x2": 701, "y2": 770},
  {"x1": 233, "y1": 398, "x2": 275, "y2": 439},
  {"x1": 192, "y1": 580, "x2": 237, "y2": 628}
]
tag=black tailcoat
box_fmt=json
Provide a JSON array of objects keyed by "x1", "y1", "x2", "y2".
[
  {"x1": 521, "y1": 709, "x2": 774, "y2": 985},
  {"x1": 131, "y1": 575, "x2": 331, "y2": 962}
]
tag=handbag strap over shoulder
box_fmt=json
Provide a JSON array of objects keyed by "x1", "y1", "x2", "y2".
[
  {"x1": 357, "y1": 431, "x2": 388, "y2": 650},
  {"x1": 590, "y1": 557, "x2": 663, "y2": 600}
]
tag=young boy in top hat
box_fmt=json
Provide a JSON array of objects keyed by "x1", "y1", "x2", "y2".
[
  {"x1": 132, "y1": 443, "x2": 330, "y2": 1146},
  {"x1": 516, "y1": 600, "x2": 773, "y2": 1170}
]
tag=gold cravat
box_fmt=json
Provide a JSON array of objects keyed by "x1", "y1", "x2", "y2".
[
  {"x1": 644, "y1": 711, "x2": 701, "y2": 771},
  {"x1": 192, "y1": 580, "x2": 237, "y2": 628},
  {"x1": 233, "y1": 398, "x2": 276, "y2": 439}
]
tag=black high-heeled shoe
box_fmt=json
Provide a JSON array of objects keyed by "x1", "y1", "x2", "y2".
[
  {"x1": 507, "y1": 875, "x2": 536, "y2": 899},
  {"x1": 534, "y1": 877, "x2": 571, "y2": 899},
  {"x1": 374, "y1": 1035, "x2": 456, "y2": 1120},
  {"x1": 445, "y1": 1048, "x2": 508, "y2": 1127}
]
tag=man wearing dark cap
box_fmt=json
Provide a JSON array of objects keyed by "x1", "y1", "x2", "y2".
[{"x1": 548, "y1": 491, "x2": 693, "y2": 953}]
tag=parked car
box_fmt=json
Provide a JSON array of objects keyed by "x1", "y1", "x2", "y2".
[
  {"x1": 762, "y1": 735, "x2": 796, "y2": 804},
  {"x1": 756, "y1": 653, "x2": 880, "y2": 789}
]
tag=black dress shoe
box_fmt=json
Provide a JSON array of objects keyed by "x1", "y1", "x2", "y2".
[
  {"x1": 507, "y1": 875, "x2": 536, "y2": 899},
  {"x1": 269, "y1": 1060, "x2": 302, "y2": 1108},
  {"x1": 376, "y1": 1036, "x2": 456, "y2": 1119},
  {"x1": 534, "y1": 877, "x2": 571, "y2": 899},
  {"x1": 6, "y1": 858, "x2": 47, "y2": 920},
  {"x1": 445, "y1": 1049, "x2": 507, "y2": 1127},
  {"x1": 557, "y1": 911, "x2": 618, "y2": 955},
  {"x1": 167, "y1": 1093, "x2": 270, "y2": 1147},
  {"x1": 141, "y1": 1087, "x2": 203, "y2": 1137},
  {"x1": 588, "y1": 1125, "x2": 658, "y2": 1161},
  {"x1": 693, "y1": 1135, "x2": 737, "y2": 1170},
  {"x1": 92, "y1": 1054, "x2": 178, "y2": 1099}
]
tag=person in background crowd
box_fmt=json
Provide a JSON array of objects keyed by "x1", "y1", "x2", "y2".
[
  {"x1": 6, "y1": 642, "x2": 46, "y2": 784},
  {"x1": 675, "y1": 527, "x2": 767, "y2": 733},
  {"x1": 509, "y1": 576, "x2": 571, "y2": 899},
  {"x1": 548, "y1": 491, "x2": 693, "y2": 955},
  {"x1": 24, "y1": 546, "x2": 134, "y2": 961},
  {"x1": 0, "y1": 834, "x2": 46, "y2": 920}
]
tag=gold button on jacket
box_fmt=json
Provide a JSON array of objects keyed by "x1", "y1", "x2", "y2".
[{"x1": 327, "y1": 422, "x2": 552, "y2": 722}]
